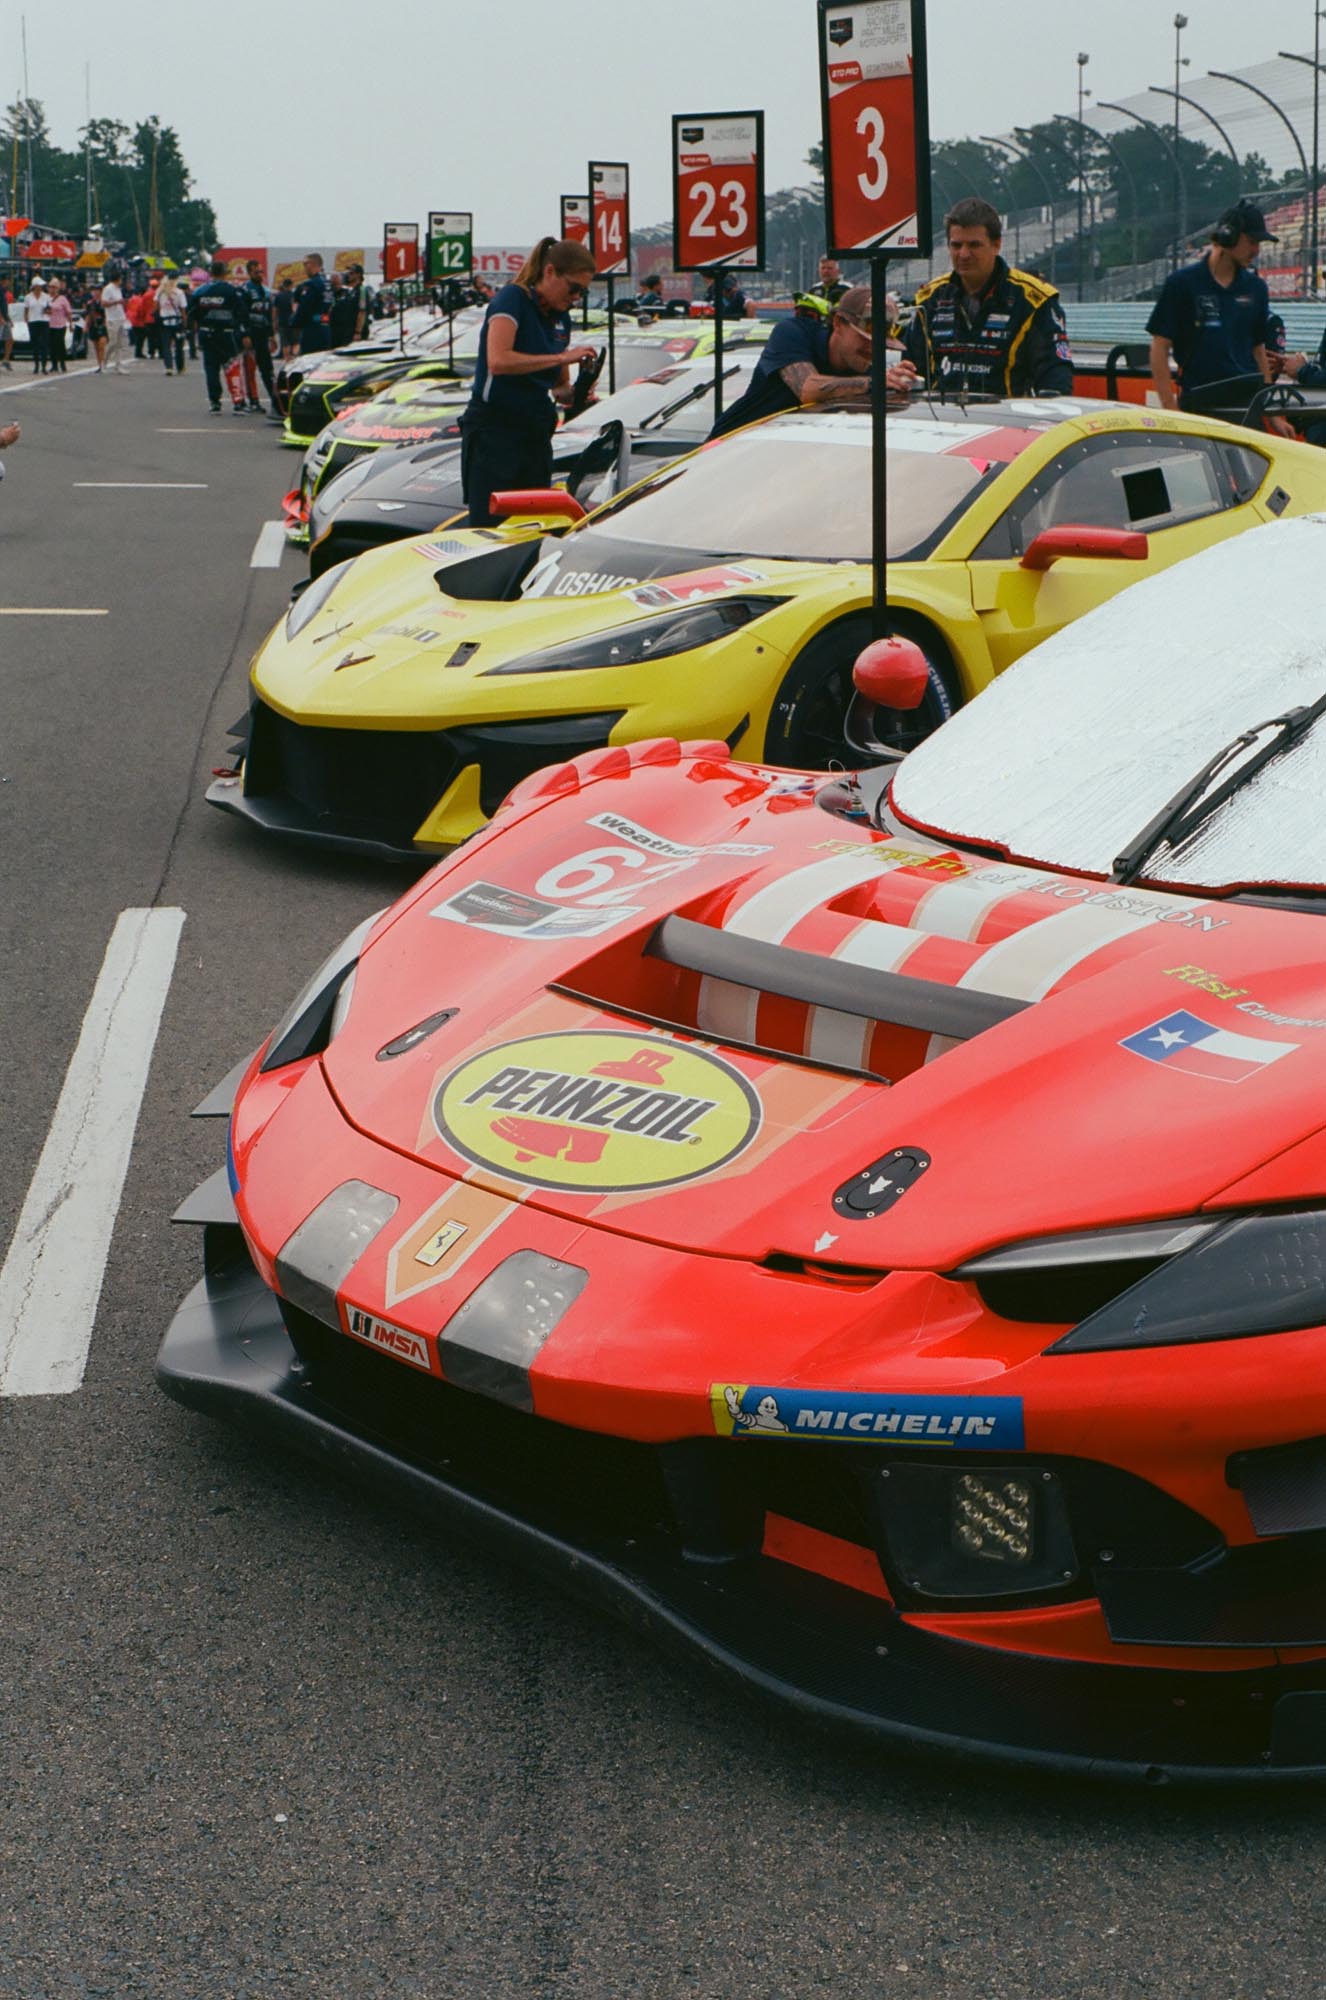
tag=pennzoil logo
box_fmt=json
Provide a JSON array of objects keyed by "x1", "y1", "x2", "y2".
[{"x1": 433, "y1": 1031, "x2": 761, "y2": 1194}]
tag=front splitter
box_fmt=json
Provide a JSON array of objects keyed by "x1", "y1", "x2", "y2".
[{"x1": 156, "y1": 1251, "x2": 1326, "y2": 1785}]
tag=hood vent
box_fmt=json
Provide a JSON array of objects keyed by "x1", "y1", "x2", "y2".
[{"x1": 647, "y1": 916, "x2": 1030, "y2": 1042}]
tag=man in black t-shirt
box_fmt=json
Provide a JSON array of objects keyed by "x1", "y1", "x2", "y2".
[{"x1": 709, "y1": 286, "x2": 916, "y2": 438}]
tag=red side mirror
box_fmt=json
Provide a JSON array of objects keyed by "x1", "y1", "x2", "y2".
[
  {"x1": 1020, "y1": 525, "x2": 1149, "y2": 571},
  {"x1": 852, "y1": 637, "x2": 931, "y2": 712},
  {"x1": 489, "y1": 488, "x2": 586, "y2": 524}
]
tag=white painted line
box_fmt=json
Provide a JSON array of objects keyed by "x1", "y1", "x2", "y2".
[
  {"x1": 0, "y1": 907, "x2": 186, "y2": 1398},
  {"x1": 73, "y1": 481, "x2": 208, "y2": 490},
  {"x1": 250, "y1": 520, "x2": 287, "y2": 568},
  {"x1": 0, "y1": 607, "x2": 108, "y2": 617},
  {"x1": 0, "y1": 366, "x2": 98, "y2": 395}
]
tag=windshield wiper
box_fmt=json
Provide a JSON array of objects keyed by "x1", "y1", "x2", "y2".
[
  {"x1": 1112, "y1": 689, "x2": 1326, "y2": 885},
  {"x1": 638, "y1": 364, "x2": 739, "y2": 432}
]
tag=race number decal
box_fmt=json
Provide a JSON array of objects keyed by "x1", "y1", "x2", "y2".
[
  {"x1": 672, "y1": 113, "x2": 765, "y2": 273},
  {"x1": 383, "y1": 221, "x2": 420, "y2": 282},
  {"x1": 590, "y1": 161, "x2": 631, "y2": 278},
  {"x1": 561, "y1": 195, "x2": 591, "y2": 247},
  {"x1": 427, "y1": 212, "x2": 473, "y2": 282},
  {"x1": 818, "y1": 0, "x2": 931, "y2": 255}
]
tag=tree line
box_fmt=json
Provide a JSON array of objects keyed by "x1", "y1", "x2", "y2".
[{"x1": 2, "y1": 98, "x2": 217, "y2": 259}]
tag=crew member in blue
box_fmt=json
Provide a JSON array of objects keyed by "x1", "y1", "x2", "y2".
[
  {"x1": 709, "y1": 285, "x2": 916, "y2": 439},
  {"x1": 705, "y1": 270, "x2": 749, "y2": 319},
  {"x1": 239, "y1": 259, "x2": 279, "y2": 416},
  {"x1": 291, "y1": 252, "x2": 332, "y2": 355},
  {"x1": 188, "y1": 258, "x2": 246, "y2": 414},
  {"x1": 460, "y1": 235, "x2": 600, "y2": 527},
  {"x1": 1148, "y1": 200, "x2": 1277, "y2": 417},
  {"x1": 903, "y1": 196, "x2": 1073, "y2": 399},
  {"x1": 1272, "y1": 307, "x2": 1326, "y2": 443}
]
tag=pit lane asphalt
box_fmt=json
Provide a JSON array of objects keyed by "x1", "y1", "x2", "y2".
[{"x1": 4, "y1": 361, "x2": 1326, "y2": 2000}]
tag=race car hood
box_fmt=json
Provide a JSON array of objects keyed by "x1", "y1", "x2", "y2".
[
  {"x1": 253, "y1": 534, "x2": 861, "y2": 725},
  {"x1": 318, "y1": 758, "x2": 1326, "y2": 1271}
]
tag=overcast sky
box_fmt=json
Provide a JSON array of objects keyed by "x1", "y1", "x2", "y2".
[{"x1": 4, "y1": 0, "x2": 1324, "y2": 246}]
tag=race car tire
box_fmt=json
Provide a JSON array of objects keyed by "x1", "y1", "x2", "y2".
[{"x1": 768, "y1": 612, "x2": 958, "y2": 767}]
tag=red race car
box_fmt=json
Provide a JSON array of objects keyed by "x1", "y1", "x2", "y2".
[{"x1": 162, "y1": 517, "x2": 1326, "y2": 1781}]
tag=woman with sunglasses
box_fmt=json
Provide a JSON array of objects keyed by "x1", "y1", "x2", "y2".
[{"x1": 460, "y1": 235, "x2": 599, "y2": 526}]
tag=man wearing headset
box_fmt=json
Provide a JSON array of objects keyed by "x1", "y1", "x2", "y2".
[{"x1": 1147, "y1": 200, "x2": 1278, "y2": 417}]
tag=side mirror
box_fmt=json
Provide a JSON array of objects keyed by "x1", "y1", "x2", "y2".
[
  {"x1": 1020, "y1": 525, "x2": 1149, "y2": 571},
  {"x1": 852, "y1": 637, "x2": 931, "y2": 712},
  {"x1": 489, "y1": 488, "x2": 586, "y2": 525}
]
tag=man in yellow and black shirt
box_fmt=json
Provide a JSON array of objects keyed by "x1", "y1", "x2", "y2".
[{"x1": 903, "y1": 197, "x2": 1073, "y2": 399}]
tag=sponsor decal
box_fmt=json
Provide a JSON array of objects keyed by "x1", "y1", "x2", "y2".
[
  {"x1": 1119, "y1": 1009, "x2": 1298, "y2": 1083},
  {"x1": 431, "y1": 881, "x2": 641, "y2": 939},
  {"x1": 372, "y1": 622, "x2": 448, "y2": 644},
  {"x1": 1027, "y1": 882, "x2": 1230, "y2": 930},
  {"x1": 1163, "y1": 962, "x2": 1326, "y2": 1030},
  {"x1": 342, "y1": 1305, "x2": 432, "y2": 1372},
  {"x1": 827, "y1": 15, "x2": 854, "y2": 45},
  {"x1": 628, "y1": 564, "x2": 767, "y2": 610},
  {"x1": 434, "y1": 1031, "x2": 762, "y2": 1194},
  {"x1": 711, "y1": 1385, "x2": 1025, "y2": 1449},
  {"x1": 343, "y1": 422, "x2": 444, "y2": 444},
  {"x1": 1161, "y1": 962, "x2": 1247, "y2": 1003},
  {"x1": 812, "y1": 837, "x2": 967, "y2": 874},
  {"x1": 551, "y1": 570, "x2": 641, "y2": 598},
  {"x1": 588, "y1": 812, "x2": 771, "y2": 860}
]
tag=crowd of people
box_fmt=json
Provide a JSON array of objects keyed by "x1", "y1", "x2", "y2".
[
  {"x1": 4, "y1": 197, "x2": 1321, "y2": 479},
  {"x1": 0, "y1": 252, "x2": 389, "y2": 415}
]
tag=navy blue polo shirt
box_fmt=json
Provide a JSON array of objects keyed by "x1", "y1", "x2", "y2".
[
  {"x1": 1147, "y1": 257, "x2": 1270, "y2": 401},
  {"x1": 469, "y1": 283, "x2": 571, "y2": 426},
  {"x1": 709, "y1": 315, "x2": 831, "y2": 437}
]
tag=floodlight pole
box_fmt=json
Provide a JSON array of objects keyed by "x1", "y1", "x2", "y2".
[
  {"x1": 1211, "y1": 69, "x2": 1311, "y2": 295},
  {"x1": 1280, "y1": 41, "x2": 1326, "y2": 294},
  {"x1": 1076, "y1": 55, "x2": 1089, "y2": 301}
]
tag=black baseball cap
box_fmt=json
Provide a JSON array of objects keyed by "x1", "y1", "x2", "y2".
[{"x1": 1220, "y1": 199, "x2": 1278, "y2": 244}]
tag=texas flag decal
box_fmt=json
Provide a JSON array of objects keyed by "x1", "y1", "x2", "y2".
[{"x1": 1120, "y1": 1009, "x2": 1298, "y2": 1084}]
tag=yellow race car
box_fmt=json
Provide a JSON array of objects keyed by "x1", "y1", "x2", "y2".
[{"x1": 209, "y1": 399, "x2": 1326, "y2": 860}]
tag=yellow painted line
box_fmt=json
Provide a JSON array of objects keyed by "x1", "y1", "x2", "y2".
[{"x1": 0, "y1": 607, "x2": 109, "y2": 616}]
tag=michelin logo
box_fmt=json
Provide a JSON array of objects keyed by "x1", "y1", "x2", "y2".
[{"x1": 712, "y1": 1385, "x2": 1024, "y2": 1450}]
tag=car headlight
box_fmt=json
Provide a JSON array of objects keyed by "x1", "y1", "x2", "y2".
[
  {"x1": 960, "y1": 1211, "x2": 1326, "y2": 1353},
  {"x1": 285, "y1": 560, "x2": 353, "y2": 638},
  {"x1": 315, "y1": 452, "x2": 381, "y2": 515},
  {"x1": 259, "y1": 909, "x2": 386, "y2": 1072},
  {"x1": 480, "y1": 597, "x2": 787, "y2": 676}
]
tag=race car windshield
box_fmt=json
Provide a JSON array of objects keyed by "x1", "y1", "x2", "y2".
[
  {"x1": 891, "y1": 517, "x2": 1326, "y2": 895},
  {"x1": 583, "y1": 413, "x2": 998, "y2": 563}
]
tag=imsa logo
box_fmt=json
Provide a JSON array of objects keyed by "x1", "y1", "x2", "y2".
[
  {"x1": 434, "y1": 1031, "x2": 762, "y2": 1194},
  {"x1": 342, "y1": 1305, "x2": 433, "y2": 1373}
]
